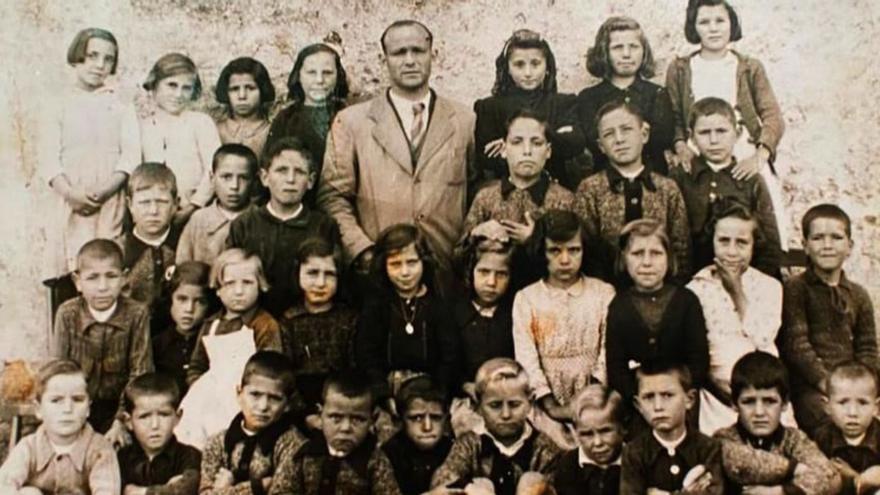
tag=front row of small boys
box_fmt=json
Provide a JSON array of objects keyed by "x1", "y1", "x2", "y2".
[{"x1": 7, "y1": 349, "x2": 880, "y2": 494}]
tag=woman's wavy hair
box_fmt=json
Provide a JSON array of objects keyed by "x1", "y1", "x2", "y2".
[
  {"x1": 492, "y1": 29, "x2": 558, "y2": 96},
  {"x1": 287, "y1": 43, "x2": 349, "y2": 112},
  {"x1": 586, "y1": 16, "x2": 656, "y2": 80},
  {"x1": 143, "y1": 52, "x2": 202, "y2": 100}
]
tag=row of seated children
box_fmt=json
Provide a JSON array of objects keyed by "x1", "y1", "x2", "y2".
[
  {"x1": 43, "y1": 151, "x2": 875, "y2": 453},
  {"x1": 8, "y1": 349, "x2": 880, "y2": 494}
]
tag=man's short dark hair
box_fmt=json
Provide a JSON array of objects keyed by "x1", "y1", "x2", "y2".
[
  {"x1": 730, "y1": 351, "x2": 790, "y2": 403},
  {"x1": 380, "y1": 20, "x2": 434, "y2": 54},
  {"x1": 123, "y1": 372, "x2": 182, "y2": 413}
]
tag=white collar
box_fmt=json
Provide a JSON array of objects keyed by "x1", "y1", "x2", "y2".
[
  {"x1": 845, "y1": 432, "x2": 867, "y2": 446},
  {"x1": 578, "y1": 447, "x2": 622, "y2": 468},
  {"x1": 134, "y1": 227, "x2": 170, "y2": 247},
  {"x1": 472, "y1": 301, "x2": 498, "y2": 318},
  {"x1": 477, "y1": 421, "x2": 534, "y2": 457},
  {"x1": 241, "y1": 422, "x2": 258, "y2": 437},
  {"x1": 705, "y1": 160, "x2": 732, "y2": 172},
  {"x1": 388, "y1": 88, "x2": 432, "y2": 112},
  {"x1": 613, "y1": 165, "x2": 645, "y2": 180},
  {"x1": 327, "y1": 443, "x2": 347, "y2": 458},
  {"x1": 653, "y1": 429, "x2": 687, "y2": 455},
  {"x1": 267, "y1": 202, "x2": 303, "y2": 222},
  {"x1": 88, "y1": 301, "x2": 118, "y2": 323}
]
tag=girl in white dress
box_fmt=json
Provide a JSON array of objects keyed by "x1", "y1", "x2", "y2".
[
  {"x1": 43, "y1": 28, "x2": 139, "y2": 272},
  {"x1": 687, "y1": 203, "x2": 796, "y2": 434}
]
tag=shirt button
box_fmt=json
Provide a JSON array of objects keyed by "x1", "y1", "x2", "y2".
[
  {"x1": 710, "y1": 181, "x2": 717, "y2": 188},
  {"x1": 630, "y1": 198, "x2": 639, "y2": 205}
]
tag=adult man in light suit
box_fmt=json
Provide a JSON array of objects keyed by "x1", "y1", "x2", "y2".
[{"x1": 318, "y1": 20, "x2": 475, "y2": 292}]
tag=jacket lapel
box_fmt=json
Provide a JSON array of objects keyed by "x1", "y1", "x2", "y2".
[
  {"x1": 369, "y1": 94, "x2": 416, "y2": 175},
  {"x1": 415, "y1": 95, "x2": 455, "y2": 178}
]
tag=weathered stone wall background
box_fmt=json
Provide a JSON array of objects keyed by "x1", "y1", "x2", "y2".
[{"x1": 0, "y1": 0, "x2": 878, "y2": 360}]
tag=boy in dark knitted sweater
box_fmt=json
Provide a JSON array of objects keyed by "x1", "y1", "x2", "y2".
[
  {"x1": 620, "y1": 361, "x2": 723, "y2": 494},
  {"x1": 814, "y1": 361, "x2": 880, "y2": 495},
  {"x1": 116, "y1": 162, "x2": 181, "y2": 334},
  {"x1": 553, "y1": 384, "x2": 625, "y2": 495},
  {"x1": 200, "y1": 352, "x2": 306, "y2": 495},
  {"x1": 118, "y1": 373, "x2": 201, "y2": 495},
  {"x1": 712, "y1": 352, "x2": 839, "y2": 494},
  {"x1": 779, "y1": 204, "x2": 879, "y2": 436},
  {"x1": 383, "y1": 376, "x2": 453, "y2": 495},
  {"x1": 669, "y1": 98, "x2": 781, "y2": 278},
  {"x1": 227, "y1": 137, "x2": 340, "y2": 317},
  {"x1": 431, "y1": 358, "x2": 561, "y2": 495},
  {"x1": 270, "y1": 372, "x2": 401, "y2": 495}
]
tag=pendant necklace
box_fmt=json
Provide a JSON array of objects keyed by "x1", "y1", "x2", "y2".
[{"x1": 400, "y1": 297, "x2": 419, "y2": 335}]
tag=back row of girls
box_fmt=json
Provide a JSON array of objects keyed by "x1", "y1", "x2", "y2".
[{"x1": 45, "y1": 0, "x2": 789, "y2": 277}]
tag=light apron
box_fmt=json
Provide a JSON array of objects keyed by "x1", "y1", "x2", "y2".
[{"x1": 175, "y1": 319, "x2": 256, "y2": 449}]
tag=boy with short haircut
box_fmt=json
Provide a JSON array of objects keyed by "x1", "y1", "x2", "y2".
[
  {"x1": 462, "y1": 109, "x2": 575, "y2": 247},
  {"x1": 383, "y1": 376, "x2": 454, "y2": 495},
  {"x1": 620, "y1": 360, "x2": 723, "y2": 494},
  {"x1": 117, "y1": 162, "x2": 181, "y2": 313},
  {"x1": 553, "y1": 384, "x2": 625, "y2": 495},
  {"x1": 713, "y1": 351, "x2": 840, "y2": 494},
  {"x1": 52, "y1": 238, "x2": 153, "y2": 443},
  {"x1": 270, "y1": 371, "x2": 402, "y2": 495},
  {"x1": 177, "y1": 144, "x2": 257, "y2": 265},
  {"x1": 227, "y1": 136, "x2": 340, "y2": 316},
  {"x1": 779, "y1": 203, "x2": 879, "y2": 435},
  {"x1": 814, "y1": 361, "x2": 880, "y2": 495},
  {"x1": 431, "y1": 358, "x2": 562, "y2": 495},
  {"x1": 200, "y1": 351, "x2": 305, "y2": 494},
  {"x1": 670, "y1": 96, "x2": 782, "y2": 277},
  {"x1": 0, "y1": 360, "x2": 120, "y2": 494},
  {"x1": 118, "y1": 372, "x2": 201, "y2": 495},
  {"x1": 575, "y1": 101, "x2": 691, "y2": 284}
]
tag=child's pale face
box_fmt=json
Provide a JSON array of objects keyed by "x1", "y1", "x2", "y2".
[
  {"x1": 227, "y1": 73, "x2": 261, "y2": 119},
  {"x1": 402, "y1": 398, "x2": 447, "y2": 451},
  {"x1": 129, "y1": 185, "x2": 176, "y2": 240},
  {"x1": 299, "y1": 51, "x2": 339, "y2": 106},
  {"x1": 545, "y1": 235, "x2": 583, "y2": 287},
  {"x1": 237, "y1": 375, "x2": 288, "y2": 432},
  {"x1": 607, "y1": 29, "x2": 644, "y2": 79},
  {"x1": 624, "y1": 234, "x2": 668, "y2": 292},
  {"x1": 575, "y1": 407, "x2": 624, "y2": 465},
  {"x1": 502, "y1": 117, "x2": 551, "y2": 184},
  {"x1": 386, "y1": 243, "x2": 424, "y2": 298},
  {"x1": 320, "y1": 389, "x2": 373, "y2": 456},
  {"x1": 826, "y1": 376, "x2": 879, "y2": 440},
  {"x1": 804, "y1": 218, "x2": 853, "y2": 276},
  {"x1": 217, "y1": 262, "x2": 260, "y2": 316},
  {"x1": 596, "y1": 108, "x2": 648, "y2": 168},
  {"x1": 734, "y1": 386, "x2": 785, "y2": 438},
  {"x1": 507, "y1": 48, "x2": 547, "y2": 91},
  {"x1": 637, "y1": 373, "x2": 693, "y2": 439},
  {"x1": 126, "y1": 394, "x2": 180, "y2": 457},
  {"x1": 695, "y1": 5, "x2": 732, "y2": 53},
  {"x1": 473, "y1": 252, "x2": 511, "y2": 307},
  {"x1": 154, "y1": 72, "x2": 197, "y2": 115},
  {"x1": 713, "y1": 216, "x2": 755, "y2": 274},
  {"x1": 692, "y1": 113, "x2": 738, "y2": 164},
  {"x1": 479, "y1": 381, "x2": 531, "y2": 443},
  {"x1": 299, "y1": 255, "x2": 338, "y2": 310},
  {"x1": 74, "y1": 37, "x2": 116, "y2": 91},
  {"x1": 170, "y1": 283, "x2": 209, "y2": 333},
  {"x1": 74, "y1": 256, "x2": 124, "y2": 311},
  {"x1": 213, "y1": 154, "x2": 253, "y2": 212},
  {"x1": 37, "y1": 373, "x2": 90, "y2": 444},
  {"x1": 260, "y1": 150, "x2": 313, "y2": 209}
]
